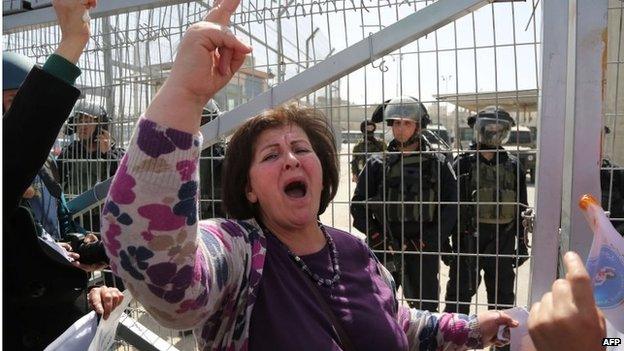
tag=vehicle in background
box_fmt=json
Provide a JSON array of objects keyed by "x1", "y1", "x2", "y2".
[
  {"x1": 383, "y1": 126, "x2": 453, "y2": 162},
  {"x1": 458, "y1": 126, "x2": 473, "y2": 150},
  {"x1": 504, "y1": 125, "x2": 536, "y2": 183},
  {"x1": 427, "y1": 123, "x2": 453, "y2": 145},
  {"x1": 342, "y1": 129, "x2": 384, "y2": 144}
]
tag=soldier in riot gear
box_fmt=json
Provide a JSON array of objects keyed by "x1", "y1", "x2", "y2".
[
  {"x1": 350, "y1": 96, "x2": 457, "y2": 311},
  {"x1": 444, "y1": 107, "x2": 529, "y2": 316},
  {"x1": 58, "y1": 101, "x2": 125, "y2": 232},
  {"x1": 351, "y1": 119, "x2": 386, "y2": 182}
]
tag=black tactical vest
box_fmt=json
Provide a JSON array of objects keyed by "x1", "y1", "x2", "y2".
[
  {"x1": 468, "y1": 157, "x2": 517, "y2": 224},
  {"x1": 382, "y1": 153, "x2": 438, "y2": 223}
]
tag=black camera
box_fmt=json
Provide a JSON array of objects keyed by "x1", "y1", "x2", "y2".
[{"x1": 65, "y1": 233, "x2": 110, "y2": 265}]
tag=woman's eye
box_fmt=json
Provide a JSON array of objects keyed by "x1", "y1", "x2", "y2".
[
  {"x1": 262, "y1": 153, "x2": 277, "y2": 162},
  {"x1": 295, "y1": 148, "x2": 310, "y2": 154}
]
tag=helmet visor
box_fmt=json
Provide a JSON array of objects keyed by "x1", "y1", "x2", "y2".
[
  {"x1": 474, "y1": 117, "x2": 511, "y2": 146},
  {"x1": 383, "y1": 98, "x2": 423, "y2": 122}
]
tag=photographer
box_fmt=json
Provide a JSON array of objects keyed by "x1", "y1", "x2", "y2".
[
  {"x1": 2, "y1": 0, "x2": 102, "y2": 349},
  {"x1": 58, "y1": 101, "x2": 125, "y2": 232}
]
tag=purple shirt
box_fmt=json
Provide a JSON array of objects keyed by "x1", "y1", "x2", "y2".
[{"x1": 249, "y1": 227, "x2": 408, "y2": 350}]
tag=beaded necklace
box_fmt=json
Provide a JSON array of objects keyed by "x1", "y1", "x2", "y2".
[{"x1": 264, "y1": 222, "x2": 341, "y2": 287}]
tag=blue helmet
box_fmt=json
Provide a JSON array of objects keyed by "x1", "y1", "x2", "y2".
[{"x1": 3, "y1": 52, "x2": 34, "y2": 91}]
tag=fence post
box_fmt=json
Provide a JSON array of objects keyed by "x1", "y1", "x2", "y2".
[
  {"x1": 529, "y1": 0, "x2": 570, "y2": 303},
  {"x1": 560, "y1": 0, "x2": 608, "y2": 262}
]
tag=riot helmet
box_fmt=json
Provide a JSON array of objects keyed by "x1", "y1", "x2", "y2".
[
  {"x1": 473, "y1": 106, "x2": 515, "y2": 147},
  {"x1": 370, "y1": 99, "x2": 391, "y2": 124},
  {"x1": 383, "y1": 96, "x2": 431, "y2": 128},
  {"x1": 3, "y1": 51, "x2": 34, "y2": 91},
  {"x1": 360, "y1": 120, "x2": 376, "y2": 136},
  {"x1": 382, "y1": 96, "x2": 430, "y2": 147}
]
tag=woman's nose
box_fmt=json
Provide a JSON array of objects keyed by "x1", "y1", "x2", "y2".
[{"x1": 284, "y1": 151, "x2": 301, "y2": 170}]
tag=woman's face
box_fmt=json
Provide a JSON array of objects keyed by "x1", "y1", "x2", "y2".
[{"x1": 247, "y1": 124, "x2": 323, "y2": 230}]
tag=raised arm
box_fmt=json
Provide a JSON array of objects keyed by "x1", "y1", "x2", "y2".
[
  {"x1": 144, "y1": 0, "x2": 251, "y2": 133},
  {"x1": 101, "y1": 0, "x2": 253, "y2": 330},
  {"x1": 2, "y1": 0, "x2": 95, "y2": 216}
]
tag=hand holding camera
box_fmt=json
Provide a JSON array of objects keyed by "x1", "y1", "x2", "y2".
[
  {"x1": 64, "y1": 233, "x2": 109, "y2": 272},
  {"x1": 95, "y1": 129, "x2": 113, "y2": 153}
]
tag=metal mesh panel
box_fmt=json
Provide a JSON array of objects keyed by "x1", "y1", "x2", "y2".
[
  {"x1": 604, "y1": 0, "x2": 624, "y2": 237},
  {"x1": 3, "y1": 0, "x2": 549, "y2": 349}
]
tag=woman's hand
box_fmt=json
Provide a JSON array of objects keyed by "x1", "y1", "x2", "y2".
[
  {"x1": 88, "y1": 286, "x2": 124, "y2": 320},
  {"x1": 59, "y1": 242, "x2": 81, "y2": 262},
  {"x1": 22, "y1": 186, "x2": 36, "y2": 199},
  {"x1": 96, "y1": 130, "x2": 113, "y2": 153},
  {"x1": 146, "y1": 0, "x2": 252, "y2": 133},
  {"x1": 528, "y1": 251, "x2": 606, "y2": 351},
  {"x1": 52, "y1": 0, "x2": 97, "y2": 64},
  {"x1": 67, "y1": 234, "x2": 109, "y2": 272},
  {"x1": 476, "y1": 310, "x2": 519, "y2": 347}
]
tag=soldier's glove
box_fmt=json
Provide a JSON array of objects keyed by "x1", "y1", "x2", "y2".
[
  {"x1": 405, "y1": 238, "x2": 425, "y2": 251},
  {"x1": 368, "y1": 232, "x2": 385, "y2": 250},
  {"x1": 521, "y1": 208, "x2": 534, "y2": 234},
  {"x1": 513, "y1": 236, "x2": 529, "y2": 268}
]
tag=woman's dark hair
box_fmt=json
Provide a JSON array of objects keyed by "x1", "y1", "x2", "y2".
[{"x1": 222, "y1": 103, "x2": 339, "y2": 220}]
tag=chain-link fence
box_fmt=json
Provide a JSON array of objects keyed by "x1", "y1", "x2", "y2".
[
  {"x1": 604, "y1": 1, "x2": 624, "y2": 237},
  {"x1": 4, "y1": 0, "x2": 620, "y2": 350}
]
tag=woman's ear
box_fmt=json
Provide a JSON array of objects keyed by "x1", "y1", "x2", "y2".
[{"x1": 245, "y1": 184, "x2": 258, "y2": 203}]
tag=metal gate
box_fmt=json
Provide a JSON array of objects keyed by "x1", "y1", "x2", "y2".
[{"x1": 4, "y1": 0, "x2": 619, "y2": 349}]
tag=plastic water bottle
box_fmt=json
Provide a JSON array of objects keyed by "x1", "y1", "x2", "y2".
[{"x1": 579, "y1": 194, "x2": 624, "y2": 333}]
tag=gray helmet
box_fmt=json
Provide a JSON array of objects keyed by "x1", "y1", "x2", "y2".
[
  {"x1": 383, "y1": 96, "x2": 431, "y2": 128},
  {"x1": 65, "y1": 101, "x2": 109, "y2": 135},
  {"x1": 371, "y1": 99, "x2": 391, "y2": 124},
  {"x1": 473, "y1": 106, "x2": 515, "y2": 147},
  {"x1": 3, "y1": 52, "x2": 35, "y2": 91}
]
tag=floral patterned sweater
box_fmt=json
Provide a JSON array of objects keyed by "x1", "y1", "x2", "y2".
[{"x1": 101, "y1": 118, "x2": 484, "y2": 351}]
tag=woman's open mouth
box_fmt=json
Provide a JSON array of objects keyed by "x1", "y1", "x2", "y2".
[{"x1": 284, "y1": 180, "x2": 307, "y2": 199}]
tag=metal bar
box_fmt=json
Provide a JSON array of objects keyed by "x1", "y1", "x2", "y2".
[
  {"x1": 3, "y1": 0, "x2": 190, "y2": 34},
  {"x1": 2, "y1": 0, "x2": 29, "y2": 15},
  {"x1": 528, "y1": 0, "x2": 569, "y2": 304},
  {"x1": 117, "y1": 313, "x2": 181, "y2": 351},
  {"x1": 560, "y1": 0, "x2": 608, "y2": 260},
  {"x1": 102, "y1": 17, "x2": 116, "y2": 124},
  {"x1": 66, "y1": 178, "x2": 112, "y2": 216},
  {"x1": 201, "y1": 0, "x2": 499, "y2": 148}
]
